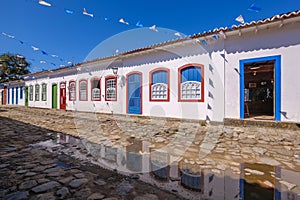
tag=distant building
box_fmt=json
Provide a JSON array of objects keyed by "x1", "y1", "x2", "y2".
[{"x1": 2, "y1": 10, "x2": 300, "y2": 123}]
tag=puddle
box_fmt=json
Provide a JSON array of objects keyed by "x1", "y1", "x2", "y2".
[
  {"x1": 34, "y1": 132, "x2": 300, "y2": 200},
  {"x1": 55, "y1": 161, "x2": 72, "y2": 169}
]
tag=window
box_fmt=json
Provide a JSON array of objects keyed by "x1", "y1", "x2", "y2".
[
  {"x1": 35, "y1": 84, "x2": 40, "y2": 101},
  {"x1": 69, "y1": 81, "x2": 76, "y2": 101},
  {"x1": 79, "y1": 80, "x2": 88, "y2": 101},
  {"x1": 91, "y1": 78, "x2": 101, "y2": 101},
  {"x1": 178, "y1": 64, "x2": 204, "y2": 102},
  {"x1": 29, "y1": 85, "x2": 33, "y2": 101},
  {"x1": 42, "y1": 83, "x2": 47, "y2": 101},
  {"x1": 105, "y1": 76, "x2": 117, "y2": 101},
  {"x1": 20, "y1": 87, "x2": 23, "y2": 99},
  {"x1": 149, "y1": 68, "x2": 169, "y2": 101}
]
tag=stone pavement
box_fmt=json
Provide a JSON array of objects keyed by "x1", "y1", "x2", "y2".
[
  {"x1": 0, "y1": 110, "x2": 181, "y2": 199},
  {"x1": 0, "y1": 106, "x2": 300, "y2": 199}
]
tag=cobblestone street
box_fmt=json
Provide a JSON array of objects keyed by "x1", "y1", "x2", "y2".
[
  {"x1": 0, "y1": 106, "x2": 300, "y2": 199},
  {"x1": 0, "y1": 107, "x2": 181, "y2": 200}
]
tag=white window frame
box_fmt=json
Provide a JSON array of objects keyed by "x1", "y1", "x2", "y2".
[
  {"x1": 105, "y1": 77, "x2": 117, "y2": 101},
  {"x1": 35, "y1": 84, "x2": 40, "y2": 101},
  {"x1": 41, "y1": 83, "x2": 47, "y2": 101},
  {"x1": 181, "y1": 81, "x2": 201, "y2": 100},
  {"x1": 151, "y1": 83, "x2": 167, "y2": 100},
  {"x1": 79, "y1": 80, "x2": 87, "y2": 101}
]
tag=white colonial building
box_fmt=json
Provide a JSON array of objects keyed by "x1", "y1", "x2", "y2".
[{"x1": 2, "y1": 10, "x2": 300, "y2": 123}]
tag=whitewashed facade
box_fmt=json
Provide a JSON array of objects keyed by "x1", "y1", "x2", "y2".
[{"x1": 6, "y1": 11, "x2": 300, "y2": 123}]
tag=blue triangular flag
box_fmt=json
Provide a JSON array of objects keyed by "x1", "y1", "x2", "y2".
[
  {"x1": 248, "y1": 3, "x2": 262, "y2": 12},
  {"x1": 51, "y1": 63, "x2": 56, "y2": 66},
  {"x1": 136, "y1": 21, "x2": 143, "y2": 28},
  {"x1": 41, "y1": 51, "x2": 48, "y2": 55},
  {"x1": 65, "y1": 9, "x2": 74, "y2": 14},
  {"x1": 212, "y1": 35, "x2": 218, "y2": 40},
  {"x1": 201, "y1": 40, "x2": 207, "y2": 45}
]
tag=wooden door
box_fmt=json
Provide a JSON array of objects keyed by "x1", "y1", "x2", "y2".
[
  {"x1": 25, "y1": 87, "x2": 29, "y2": 106},
  {"x1": 127, "y1": 73, "x2": 142, "y2": 114},
  {"x1": 52, "y1": 84, "x2": 57, "y2": 109},
  {"x1": 2, "y1": 88, "x2": 7, "y2": 105},
  {"x1": 60, "y1": 82, "x2": 66, "y2": 110}
]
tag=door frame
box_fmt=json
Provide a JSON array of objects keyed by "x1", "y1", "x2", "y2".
[
  {"x1": 3, "y1": 87, "x2": 7, "y2": 105},
  {"x1": 16, "y1": 87, "x2": 19, "y2": 105},
  {"x1": 52, "y1": 84, "x2": 58, "y2": 109},
  {"x1": 60, "y1": 82, "x2": 67, "y2": 110},
  {"x1": 126, "y1": 71, "x2": 143, "y2": 115},
  {"x1": 25, "y1": 86, "x2": 29, "y2": 106},
  {"x1": 239, "y1": 55, "x2": 281, "y2": 121}
]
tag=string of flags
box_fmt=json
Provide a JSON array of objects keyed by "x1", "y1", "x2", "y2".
[
  {"x1": 2, "y1": 0, "x2": 263, "y2": 74},
  {"x1": 235, "y1": 3, "x2": 262, "y2": 24},
  {"x1": 1, "y1": 31, "x2": 73, "y2": 70}
]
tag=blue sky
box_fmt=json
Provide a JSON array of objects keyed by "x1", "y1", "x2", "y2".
[{"x1": 1, "y1": 0, "x2": 299, "y2": 72}]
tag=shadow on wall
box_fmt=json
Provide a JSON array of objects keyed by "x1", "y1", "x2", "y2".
[{"x1": 225, "y1": 23, "x2": 300, "y2": 54}]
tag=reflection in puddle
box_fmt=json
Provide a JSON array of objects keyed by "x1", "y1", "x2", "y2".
[{"x1": 43, "y1": 133, "x2": 300, "y2": 199}]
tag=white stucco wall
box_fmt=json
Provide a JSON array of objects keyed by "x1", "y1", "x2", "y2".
[
  {"x1": 224, "y1": 22, "x2": 300, "y2": 122},
  {"x1": 21, "y1": 17, "x2": 300, "y2": 123}
]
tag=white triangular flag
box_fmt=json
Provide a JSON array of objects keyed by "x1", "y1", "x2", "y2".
[
  {"x1": 149, "y1": 25, "x2": 158, "y2": 32},
  {"x1": 38, "y1": 0, "x2": 51, "y2": 7},
  {"x1": 2, "y1": 32, "x2": 15, "y2": 39},
  {"x1": 40, "y1": 61, "x2": 46, "y2": 64},
  {"x1": 31, "y1": 46, "x2": 39, "y2": 51},
  {"x1": 235, "y1": 15, "x2": 244, "y2": 24},
  {"x1": 174, "y1": 32, "x2": 181, "y2": 37},
  {"x1": 83, "y1": 8, "x2": 94, "y2": 17},
  {"x1": 119, "y1": 18, "x2": 129, "y2": 25}
]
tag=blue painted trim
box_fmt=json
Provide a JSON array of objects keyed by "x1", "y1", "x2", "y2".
[
  {"x1": 239, "y1": 61, "x2": 244, "y2": 119},
  {"x1": 239, "y1": 55, "x2": 281, "y2": 121},
  {"x1": 239, "y1": 163, "x2": 244, "y2": 200},
  {"x1": 275, "y1": 167, "x2": 281, "y2": 200}
]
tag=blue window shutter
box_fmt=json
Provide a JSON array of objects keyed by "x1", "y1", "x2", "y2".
[
  {"x1": 12, "y1": 88, "x2": 14, "y2": 104},
  {"x1": 20, "y1": 87, "x2": 23, "y2": 99},
  {"x1": 181, "y1": 66, "x2": 201, "y2": 82},
  {"x1": 152, "y1": 71, "x2": 167, "y2": 84}
]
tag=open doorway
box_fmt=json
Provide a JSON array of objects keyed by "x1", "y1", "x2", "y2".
[{"x1": 244, "y1": 61, "x2": 275, "y2": 119}]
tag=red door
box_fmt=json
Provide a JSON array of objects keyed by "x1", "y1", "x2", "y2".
[
  {"x1": 2, "y1": 88, "x2": 7, "y2": 105},
  {"x1": 60, "y1": 82, "x2": 66, "y2": 110}
]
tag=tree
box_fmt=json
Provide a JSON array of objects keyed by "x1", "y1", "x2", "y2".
[{"x1": 0, "y1": 53, "x2": 31, "y2": 83}]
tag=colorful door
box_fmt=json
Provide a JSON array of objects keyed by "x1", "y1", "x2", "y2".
[
  {"x1": 12, "y1": 88, "x2": 14, "y2": 104},
  {"x1": 25, "y1": 87, "x2": 29, "y2": 106},
  {"x1": 52, "y1": 84, "x2": 57, "y2": 109},
  {"x1": 127, "y1": 72, "x2": 142, "y2": 114},
  {"x1": 60, "y1": 82, "x2": 66, "y2": 110},
  {"x1": 3, "y1": 87, "x2": 7, "y2": 105},
  {"x1": 16, "y1": 87, "x2": 19, "y2": 105}
]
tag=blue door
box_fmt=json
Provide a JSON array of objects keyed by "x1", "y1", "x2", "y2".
[
  {"x1": 127, "y1": 73, "x2": 142, "y2": 114},
  {"x1": 16, "y1": 87, "x2": 19, "y2": 104},
  {"x1": 12, "y1": 88, "x2": 14, "y2": 104}
]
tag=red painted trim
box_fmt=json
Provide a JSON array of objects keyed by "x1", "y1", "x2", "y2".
[
  {"x1": 126, "y1": 71, "x2": 143, "y2": 115},
  {"x1": 90, "y1": 77, "x2": 101, "y2": 101},
  {"x1": 178, "y1": 63, "x2": 205, "y2": 102},
  {"x1": 60, "y1": 82, "x2": 67, "y2": 110},
  {"x1": 3, "y1": 87, "x2": 7, "y2": 105},
  {"x1": 105, "y1": 75, "x2": 117, "y2": 101},
  {"x1": 79, "y1": 79, "x2": 88, "y2": 101},
  {"x1": 149, "y1": 68, "x2": 170, "y2": 102},
  {"x1": 68, "y1": 80, "x2": 76, "y2": 101}
]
